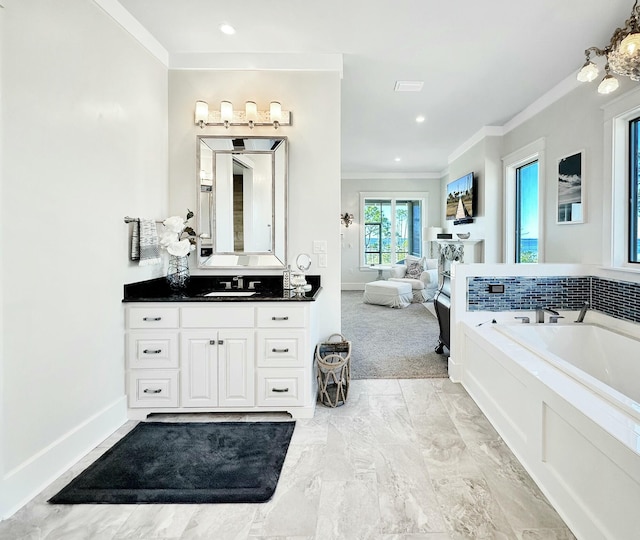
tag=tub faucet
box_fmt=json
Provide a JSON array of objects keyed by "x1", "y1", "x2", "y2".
[
  {"x1": 232, "y1": 276, "x2": 245, "y2": 289},
  {"x1": 536, "y1": 307, "x2": 559, "y2": 323},
  {"x1": 575, "y1": 302, "x2": 589, "y2": 323}
]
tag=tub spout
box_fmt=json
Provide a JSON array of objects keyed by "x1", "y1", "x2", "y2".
[
  {"x1": 536, "y1": 307, "x2": 559, "y2": 323},
  {"x1": 575, "y1": 302, "x2": 589, "y2": 323}
]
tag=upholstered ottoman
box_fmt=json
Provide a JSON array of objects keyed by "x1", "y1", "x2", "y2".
[{"x1": 363, "y1": 280, "x2": 412, "y2": 308}]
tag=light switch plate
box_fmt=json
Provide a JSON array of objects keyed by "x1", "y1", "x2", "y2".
[{"x1": 313, "y1": 240, "x2": 327, "y2": 254}]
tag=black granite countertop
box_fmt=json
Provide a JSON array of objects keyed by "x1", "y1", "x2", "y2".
[{"x1": 123, "y1": 274, "x2": 321, "y2": 303}]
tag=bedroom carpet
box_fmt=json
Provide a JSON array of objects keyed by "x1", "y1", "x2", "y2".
[
  {"x1": 341, "y1": 290, "x2": 448, "y2": 379},
  {"x1": 48, "y1": 421, "x2": 295, "y2": 504}
]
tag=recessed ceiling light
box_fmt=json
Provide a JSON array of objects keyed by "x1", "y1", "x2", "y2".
[
  {"x1": 394, "y1": 157, "x2": 401, "y2": 162},
  {"x1": 219, "y1": 23, "x2": 236, "y2": 35},
  {"x1": 416, "y1": 115, "x2": 426, "y2": 123},
  {"x1": 394, "y1": 81, "x2": 424, "y2": 92}
]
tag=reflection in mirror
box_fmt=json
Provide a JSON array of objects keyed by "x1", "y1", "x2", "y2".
[{"x1": 197, "y1": 136, "x2": 287, "y2": 269}]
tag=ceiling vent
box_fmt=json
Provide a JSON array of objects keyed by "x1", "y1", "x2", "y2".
[{"x1": 394, "y1": 80, "x2": 424, "y2": 92}]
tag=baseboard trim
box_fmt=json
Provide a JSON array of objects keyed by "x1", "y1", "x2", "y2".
[
  {"x1": 0, "y1": 396, "x2": 127, "y2": 519},
  {"x1": 341, "y1": 284, "x2": 366, "y2": 291}
]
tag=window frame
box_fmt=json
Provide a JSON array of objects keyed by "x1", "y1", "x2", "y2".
[
  {"x1": 629, "y1": 116, "x2": 640, "y2": 263},
  {"x1": 359, "y1": 192, "x2": 428, "y2": 268},
  {"x1": 603, "y1": 87, "x2": 640, "y2": 271},
  {"x1": 502, "y1": 138, "x2": 546, "y2": 264}
]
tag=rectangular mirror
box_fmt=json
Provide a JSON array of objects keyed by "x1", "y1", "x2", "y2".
[{"x1": 197, "y1": 136, "x2": 287, "y2": 269}]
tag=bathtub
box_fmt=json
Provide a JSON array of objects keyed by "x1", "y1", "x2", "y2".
[
  {"x1": 459, "y1": 320, "x2": 640, "y2": 540},
  {"x1": 496, "y1": 323, "x2": 640, "y2": 421}
]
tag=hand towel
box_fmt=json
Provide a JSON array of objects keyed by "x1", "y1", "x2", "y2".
[{"x1": 131, "y1": 218, "x2": 161, "y2": 266}]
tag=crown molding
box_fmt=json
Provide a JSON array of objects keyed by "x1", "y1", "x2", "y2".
[
  {"x1": 93, "y1": 0, "x2": 169, "y2": 65},
  {"x1": 448, "y1": 71, "x2": 581, "y2": 165},
  {"x1": 342, "y1": 172, "x2": 441, "y2": 180},
  {"x1": 169, "y1": 52, "x2": 343, "y2": 77}
]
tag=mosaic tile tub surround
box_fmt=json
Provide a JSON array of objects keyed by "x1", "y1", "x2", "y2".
[{"x1": 467, "y1": 275, "x2": 640, "y2": 324}]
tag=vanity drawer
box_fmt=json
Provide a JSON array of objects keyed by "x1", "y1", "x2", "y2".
[
  {"x1": 257, "y1": 330, "x2": 305, "y2": 368},
  {"x1": 256, "y1": 306, "x2": 307, "y2": 328},
  {"x1": 181, "y1": 306, "x2": 254, "y2": 328},
  {"x1": 127, "y1": 332, "x2": 178, "y2": 369},
  {"x1": 256, "y1": 368, "x2": 304, "y2": 406},
  {"x1": 127, "y1": 307, "x2": 179, "y2": 329},
  {"x1": 128, "y1": 370, "x2": 179, "y2": 408}
]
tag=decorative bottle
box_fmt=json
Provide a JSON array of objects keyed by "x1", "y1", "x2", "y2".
[{"x1": 283, "y1": 264, "x2": 291, "y2": 290}]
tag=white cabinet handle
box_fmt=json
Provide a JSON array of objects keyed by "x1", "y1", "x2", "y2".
[
  {"x1": 272, "y1": 387, "x2": 289, "y2": 393},
  {"x1": 271, "y1": 316, "x2": 289, "y2": 321},
  {"x1": 272, "y1": 348, "x2": 289, "y2": 353},
  {"x1": 143, "y1": 388, "x2": 162, "y2": 394},
  {"x1": 143, "y1": 349, "x2": 162, "y2": 354},
  {"x1": 143, "y1": 317, "x2": 162, "y2": 321}
]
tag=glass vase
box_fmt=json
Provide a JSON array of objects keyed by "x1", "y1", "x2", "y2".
[{"x1": 166, "y1": 255, "x2": 190, "y2": 291}]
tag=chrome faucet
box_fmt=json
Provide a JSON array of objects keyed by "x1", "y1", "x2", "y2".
[
  {"x1": 575, "y1": 302, "x2": 589, "y2": 323},
  {"x1": 232, "y1": 276, "x2": 245, "y2": 289},
  {"x1": 536, "y1": 307, "x2": 559, "y2": 323}
]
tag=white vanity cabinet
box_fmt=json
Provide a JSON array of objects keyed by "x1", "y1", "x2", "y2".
[{"x1": 125, "y1": 301, "x2": 318, "y2": 419}]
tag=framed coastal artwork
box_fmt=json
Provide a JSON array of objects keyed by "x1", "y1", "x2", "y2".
[{"x1": 557, "y1": 150, "x2": 585, "y2": 224}]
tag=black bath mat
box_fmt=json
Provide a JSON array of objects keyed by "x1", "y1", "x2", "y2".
[{"x1": 49, "y1": 421, "x2": 295, "y2": 504}]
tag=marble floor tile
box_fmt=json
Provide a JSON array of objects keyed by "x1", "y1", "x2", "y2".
[
  {"x1": 315, "y1": 473, "x2": 381, "y2": 539},
  {"x1": 0, "y1": 378, "x2": 577, "y2": 540},
  {"x1": 181, "y1": 504, "x2": 256, "y2": 540},
  {"x1": 112, "y1": 504, "x2": 197, "y2": 539},
  {"x1": 468, "y1": 439, "x2": 568, "y2": 531},
  {"x1": 431, "y1": 477, "x2": 517, "y2": 540},
  {"x1": 374, "y1": 444, "x2": 447, "y2": 534}
]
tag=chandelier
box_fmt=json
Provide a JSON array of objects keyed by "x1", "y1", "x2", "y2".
[{"x1": 577, "y1": 0, "x2": 640, "y2": 94}]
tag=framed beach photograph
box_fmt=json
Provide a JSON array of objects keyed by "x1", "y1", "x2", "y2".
[{"x1": 557, "y1": 150, "x2": 585, "y2": 224}]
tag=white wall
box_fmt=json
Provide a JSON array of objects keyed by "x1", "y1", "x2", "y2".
[
  {"x1": 442, "y1": 136, "x2": 503, "y2": 263},
  {"x1": 1, "y1": 0, "x2": 168, "y2": 517},
  {"x1": 447, "y1": 78, "x2": 639, "y2": 265},
  {"x1": 167, "y1": 70, "x2": 341, "y2": 339},
  {"x1": 341, "y1": 176, "x2": 441, "y2": 288}
]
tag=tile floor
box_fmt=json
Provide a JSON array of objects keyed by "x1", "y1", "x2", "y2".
[{"x1": 0, "y1": 379, "x2": 576, "y2": 540}]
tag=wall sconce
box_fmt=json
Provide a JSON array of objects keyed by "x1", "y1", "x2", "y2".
[
  {"x1": 194, "y1": 100, "x2": 292, "y2": 129},
  {"x1": 341, "y1": 212, "x2": 354, "y2": 227}
]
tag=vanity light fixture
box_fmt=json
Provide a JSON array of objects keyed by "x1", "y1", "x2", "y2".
[
  {"x1": 340, "y1": 212, "x2": 354, "y2": 227},
  {"x1": 194, "y1": 100, "x2": 209, "y2": 128},
  {"x1": 194, "y1": 100, "x2": 291, "y2": 129},
  {"x1": 577, "y1": 0, "x2": 640, "y2": 94},
  {"x1": 220, "y1": 101, "x2": 233, "y2": 128},
  {"x1": 245, "y1": 101, "x2": 257, "y2": 128}
]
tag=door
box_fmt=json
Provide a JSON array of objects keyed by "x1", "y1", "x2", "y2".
[
  {"x1": 218, "y1": 329, "x2": 255, "y2": 407},
  {"x1": 180, "y1": 331, "x2": 218, "y2": 407}
]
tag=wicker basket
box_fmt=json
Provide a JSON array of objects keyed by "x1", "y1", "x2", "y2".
[{"x1": 315, "y1": 333, "x2": 352, "y2": 407}]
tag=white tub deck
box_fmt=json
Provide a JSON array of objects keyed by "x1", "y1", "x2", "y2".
[{"x1": 459, "y1": 320, "x2": 640, "y2": 540}]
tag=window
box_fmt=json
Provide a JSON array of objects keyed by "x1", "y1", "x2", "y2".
[
  {"x1": 360, "y1": 194, "x2": 426, "y2": 265},
  {"x1": 515, "y1": 161, "x2": 539, "y2": 263},
  {"x1": 503, "y1": 138, "x2": 545, "y2": 264},
  {"x1": 629, "y1": 116, "x2": 640, "y2": 263}
]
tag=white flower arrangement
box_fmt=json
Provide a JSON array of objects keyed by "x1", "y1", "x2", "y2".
[{"x1": 160, "y1": 210, "x2": 197, "y2": 257}]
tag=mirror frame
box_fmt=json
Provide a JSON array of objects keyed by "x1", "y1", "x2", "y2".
[{"x1": 196, "y1": 135, "x2": 288, "y2": 269}]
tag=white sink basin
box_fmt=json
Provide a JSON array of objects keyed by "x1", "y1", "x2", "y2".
[{"x1": 204, "y1": 291, "x2": 256, "y2": 297}]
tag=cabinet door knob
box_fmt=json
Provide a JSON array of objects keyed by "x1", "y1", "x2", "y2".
[
  {"x1": 209, "y1": 340, "x2": 216, "y2": 345},
  {"x1": 143, "y1": 388, "x2": 162, "y2": 394},
  {"x1": 218, "y1": 339, "x2": 224, "y2": 345},
  {"x1": 142, "y1": 317, "x2": 162, "y2": 321},
  {"x1": 143, "y1": 349, "x2": 162, "y2": 354},
  {"x1": 272, "y1": 387, "x2": 289, "y2": 393},
  {"x1": 272, "y1": 348, "x2": 289, "y2": 353},
  {"x1": 271, "y1": 316, "x2": 289, "y2": 321}
]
